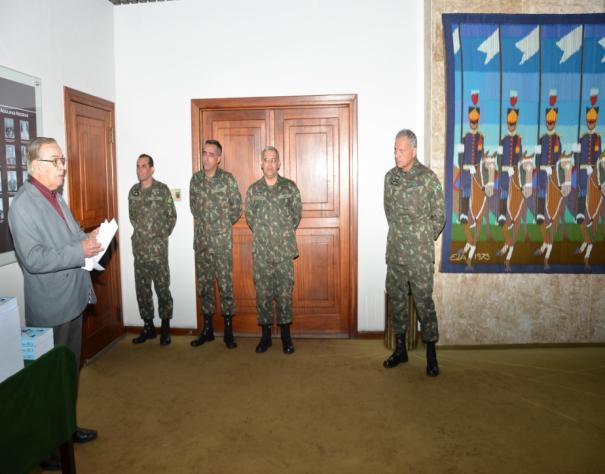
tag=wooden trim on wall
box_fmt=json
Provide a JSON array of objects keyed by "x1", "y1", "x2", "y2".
[
  {"x1": 64, "y1": 86, "x2": 115, "y2": 113},
  {"x1": 191, "y1": 94, "x2": 358, "y2": 111},
  {"x1": 348, "y1": 97, "x2": 358, "y2": 337},
  {"x1": 356, "y1": 331, "x2": 384, "y2": 339}
]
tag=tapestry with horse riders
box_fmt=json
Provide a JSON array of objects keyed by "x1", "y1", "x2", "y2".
[{"x1": 441, "y1": 13, "x2": 605, "y2": 273}]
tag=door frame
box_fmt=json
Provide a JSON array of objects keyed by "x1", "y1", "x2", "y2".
[
  {"x1": 64, "y1": 86, "x2": 124, "y2": 361},
  {"x1": 191, "y1": 94, "x2": 358, "y2": 336}
]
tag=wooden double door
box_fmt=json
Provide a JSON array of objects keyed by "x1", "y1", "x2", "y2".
[{"x1": 191, "y1": 95, "x2": 358, "y2": 337}]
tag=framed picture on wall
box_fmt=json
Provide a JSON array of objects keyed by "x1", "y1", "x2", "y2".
[{"x1": 0, "y1": 65, "x2": 42, "y2": 267}]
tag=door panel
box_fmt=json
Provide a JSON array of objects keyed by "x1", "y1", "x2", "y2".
[
  {"x1": 76, "y1": 116, "x2": 107, "y2": 227},
  {"x1": 203, "y1": 110, "x2": 268, "y2": 202},
  {"x1": 192, "y1": 96, "x2": 357, "y2": 336},
  {"x1": 231, "y1": 228, "x2": 257, "y2": 333},
  {"x1": 279, "y1": 113, "x2": 341, "y2": 217},
  {"x1": 294, "y1": 228, "x2": 339, "y2": 311},
  {"x1": 64, "y1": 88, "x2": 123, "y2": 362}
]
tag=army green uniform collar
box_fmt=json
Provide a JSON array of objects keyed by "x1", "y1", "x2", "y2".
[
  {"x1": 262, "y1": 174, "x2": 285, "y2": 188},
  {"x1": 203, "y1": 168, "x2": 225, "y2": 182},
  {"x1": 398, "y1": 160, "x2": 420, "y2": 176},
  {"x1": 137, "y1": 178, "x2": 158, "y2": 193}
]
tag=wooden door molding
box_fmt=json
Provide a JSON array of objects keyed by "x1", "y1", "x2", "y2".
[
  {"x1": 191, "y1": 95, "x2": 358, "y2": 336},
  {"x1": 64, "y1": 86, "x2": 124, "y2": 362}
]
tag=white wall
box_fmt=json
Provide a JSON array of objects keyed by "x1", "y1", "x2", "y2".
[
  {"x1": 113, "y1": 0, "x2": 425, "y2": 330},
  {"x1": 0, "y1": 0, "x2": 115, "y2": 323}
]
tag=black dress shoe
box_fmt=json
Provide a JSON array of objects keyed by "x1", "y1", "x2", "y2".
[
  {"x1": 40, "y1": 452, "x2": 61, "y2": 471},
  {"x1": 73, "y1": 426, "x2": 98, "y2": 443}
]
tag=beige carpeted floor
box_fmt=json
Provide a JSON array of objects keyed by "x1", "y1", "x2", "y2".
[{"x1": 48, "y1": 337, "x2": 605, "y2": 473}]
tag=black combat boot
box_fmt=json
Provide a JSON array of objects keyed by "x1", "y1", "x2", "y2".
[
  {"x1": 223, "y1": 315, "x2": 237, "y2": 349},
  {"x1": 383, "y1": 333, "x2": 408, "y2": 368},
  {"x1": 160, "y1": 319, "x2": 171, "y2": 346},
  {"x1": 132, "y1": 319, "x2": 156, "y2": 344},
  {"x1": 279, "y1": 323, "x2": 295, "y2": 354},
  {"x1": 426, "y1": 341, "x2": 439, "y2": 377},
  {"x1": 255, "y1": 324, "x2": 272, "y2": 353},
  {"x1": 190, "y1": 314, "x2": 215, "y2": 347}
]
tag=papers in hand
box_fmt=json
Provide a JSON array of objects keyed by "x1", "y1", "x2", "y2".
[{"x1": 82, "y1": 218, "x2": 118, "y2": 272}]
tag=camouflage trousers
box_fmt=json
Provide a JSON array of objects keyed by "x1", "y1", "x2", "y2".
[
  {"x1": 134, "y1": 256, "x2": 173, "y2": 320},
  {"x1": 195, "y1": 250, "x2": 235, "y2": 316},
  {"x1": 386, "y1": 261, "x2": 439, "y2": 342},
  {"x1": 253, "y1": 258, "x2": 294, "y2": 325}
]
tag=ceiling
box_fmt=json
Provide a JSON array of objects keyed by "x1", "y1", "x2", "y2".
[{"x1": 108, "y1": 0, "x2": 175, "y2": 5}]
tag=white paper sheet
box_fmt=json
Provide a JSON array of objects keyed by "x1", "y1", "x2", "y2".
[{"x1": 82, "y1": 218, "x2": 118, "y2": 272}]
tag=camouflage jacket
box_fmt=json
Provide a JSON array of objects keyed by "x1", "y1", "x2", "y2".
[
  {"x1": 190, "y1": 168, "x2": 242, "y2": 253},
  {"x1": 384, "y1": 161, "x2": 445, "y2": 265},
  {"x1": 245, "y1": 175, "x2": 302, "y2": 263},
  {"x1": 129, "y1": 179, "x2": 176, "y2": 262}
]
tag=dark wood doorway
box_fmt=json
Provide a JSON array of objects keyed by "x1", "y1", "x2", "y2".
[
  {"x1": 191, "y1": 95, "x2": 358, "y2": 337},
  {"x1": 64, "y1": 87, "x2": 123, "y2": 362}
]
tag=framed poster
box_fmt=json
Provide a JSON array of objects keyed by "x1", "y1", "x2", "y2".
[{"x1": 0, "y1": 66, "x2": 42, "y2": 266}]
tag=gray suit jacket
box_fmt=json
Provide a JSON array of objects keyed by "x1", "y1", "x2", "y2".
[{"x1": 8, "y1": 181, "x2": 96, "y2": 327}]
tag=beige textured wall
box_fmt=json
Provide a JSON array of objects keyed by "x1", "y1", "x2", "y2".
[{"x1": 429, "y1": 1, "x2": 605, "y2": 344}]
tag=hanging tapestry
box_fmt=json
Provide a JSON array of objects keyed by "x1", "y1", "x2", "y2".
[{"x1": 441, "y1": 13, "x2": 605, "y2": 273}]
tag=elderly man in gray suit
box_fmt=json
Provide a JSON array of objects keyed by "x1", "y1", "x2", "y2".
[{"x1": 8, "y1": 137, "x2": 103, "y2": 470}]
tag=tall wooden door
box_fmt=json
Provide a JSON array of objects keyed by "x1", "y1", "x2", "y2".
[
  {"x1": 64, "y1": 87, "x2": 123, "y2": 362},
  {"x1": 191, "y1": 95, "x2": 358, "y2": 337}
]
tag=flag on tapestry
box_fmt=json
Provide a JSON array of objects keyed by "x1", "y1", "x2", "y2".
[{"x1": 442, "y1": 13, "x2": 605, "y2": 273}]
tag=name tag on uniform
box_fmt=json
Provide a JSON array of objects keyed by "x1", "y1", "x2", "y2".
[{"x1": 405, "y1": 183, "x2": 421, "y2": 190}]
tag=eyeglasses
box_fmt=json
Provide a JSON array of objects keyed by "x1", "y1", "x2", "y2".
[
  {"x1": 262, "y1": 157, "x2": 279, "y2": 164},
  {"x1": 37, "y1": 156, "x2": 67, "y2": 167}
]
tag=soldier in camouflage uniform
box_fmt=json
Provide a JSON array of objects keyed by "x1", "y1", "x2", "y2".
[
  {"x1": 383, "y1": 130, "x2": 445, "y2": 377},
  {"x1": 246, "y1": 146, "x2": 302, "y2": 354},
  {"x1": 129, "y1": 154, "x2": 177, "y2": 346},
  {"x1": 190, "y1": 139, "x2": 242, "y2": 349}
]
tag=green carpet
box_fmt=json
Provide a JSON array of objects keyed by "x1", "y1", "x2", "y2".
[{"x1": 60, "y1": 338, "x2": 605, "y2": 473}]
